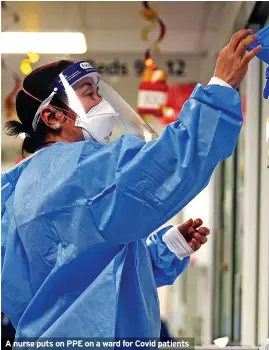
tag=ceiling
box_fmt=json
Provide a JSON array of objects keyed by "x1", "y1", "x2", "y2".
[{"x1": 1, "y1": 1, "x2": 255, "y2": 54}]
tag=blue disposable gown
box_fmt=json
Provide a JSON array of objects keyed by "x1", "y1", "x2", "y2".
[{"x1": 1, "y1": 84, "x2": 242, "y2": 341}]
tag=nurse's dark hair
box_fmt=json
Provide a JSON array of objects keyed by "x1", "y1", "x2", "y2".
[{"x1": 5, "y1": 59, "x2": 75, "y2": 156}]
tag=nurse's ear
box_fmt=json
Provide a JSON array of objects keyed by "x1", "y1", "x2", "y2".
[{"x1": 40, "y1": 107, "x2": 65, "y2": 132}]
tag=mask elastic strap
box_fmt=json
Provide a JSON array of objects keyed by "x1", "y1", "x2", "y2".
[
  {"x1": 22, "y1": 88, "x2": 43, "y2": 103},
  {"x1": 22, "y1": 88, "x2": 77, "y2": 131}
]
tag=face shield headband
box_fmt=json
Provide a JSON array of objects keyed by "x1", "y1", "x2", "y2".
[
  {"x1": 24, "y1": 61, "x2": 158, "y2": 144},
  {"x1": 27, "y1": 61, "x2": 98, "y2": 131}
]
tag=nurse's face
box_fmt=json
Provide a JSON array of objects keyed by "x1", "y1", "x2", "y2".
[{"x1": 73, "y1": 77, "x2": 102, "y2": 114}]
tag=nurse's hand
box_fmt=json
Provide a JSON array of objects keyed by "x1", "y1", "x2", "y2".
[
  {"x1": 177, "y1": 218, "x2": 210, "y2": 252},
  {"x1": 214, "y1": 29, "x2": 262, "y2": 88}
]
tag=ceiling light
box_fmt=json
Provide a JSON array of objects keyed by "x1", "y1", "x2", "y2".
[{"x1": 0, "y1": 32, "x2": 87, "y2": 54}]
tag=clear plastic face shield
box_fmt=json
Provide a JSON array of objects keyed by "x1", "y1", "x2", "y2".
[{"x1": 32, "y1": 61, "x2": 158, "y2": 144}]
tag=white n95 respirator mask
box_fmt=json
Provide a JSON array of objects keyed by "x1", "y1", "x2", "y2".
[{"x1": 75, "y1": 99, "x2": 119, "y2": 144}]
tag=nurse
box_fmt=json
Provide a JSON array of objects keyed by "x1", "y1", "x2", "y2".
[{"x1": 1, "y1": 29, "x2": 260, "y2": 341}]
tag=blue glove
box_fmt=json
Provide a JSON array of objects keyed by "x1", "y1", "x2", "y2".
[
  {"x1": 247, "y1": 24, "x2": 269, "y2": 64},
  {"x1": 247, "y1": 24, "x2": 269, "y2": 99}
]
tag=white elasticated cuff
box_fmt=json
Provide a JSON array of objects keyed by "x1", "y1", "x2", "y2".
[
  {"x1": 208, "y1": 76, "x2": 233, "y2": 89},
  {"x1": 162, "y1": 226, "x2": 193, "y2": 260}
]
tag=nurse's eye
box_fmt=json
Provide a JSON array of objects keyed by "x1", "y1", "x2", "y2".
[{"x1": 85, "y1": 91, "x2": 94, "y2": 98}]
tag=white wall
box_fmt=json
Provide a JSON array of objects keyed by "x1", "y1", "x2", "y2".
[{"x1": 257, "y1": 62, "x2": 269, "y2": 344}]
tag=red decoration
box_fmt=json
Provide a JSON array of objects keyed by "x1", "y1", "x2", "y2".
[
  {"x1": 138, "y1": 1, "x2": 168, "y2": 117},
  {"x1": 2, "y1": 1, "x2": 21, "y2": 119},
  {"x1": 137, "y1": 69, "x2": 169, "y2": 118},
  {"x1": 4, "y1": 74, "x2": 21, "y2": 119},
  {"x1": 161, "y1": 83, "x2": 196, "y2": 124},
  {"x1": 140, "y1": 1, "x2": 167, "y2": 71},
  {"x1": 141, "y1": 1, "x2": 166, "y2": 65}
]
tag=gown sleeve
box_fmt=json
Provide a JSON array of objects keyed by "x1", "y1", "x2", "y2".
[
  {"x1": 146, "y1": 226, "x2": 190, "y2": 287},
  {"x1": 78, "y1": 84, "x2": 242, "y2": 244}
]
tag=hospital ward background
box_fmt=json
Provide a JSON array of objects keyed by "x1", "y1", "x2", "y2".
[{"x1": 1, "y1": 1, "x2": 269, "y2": 348}]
